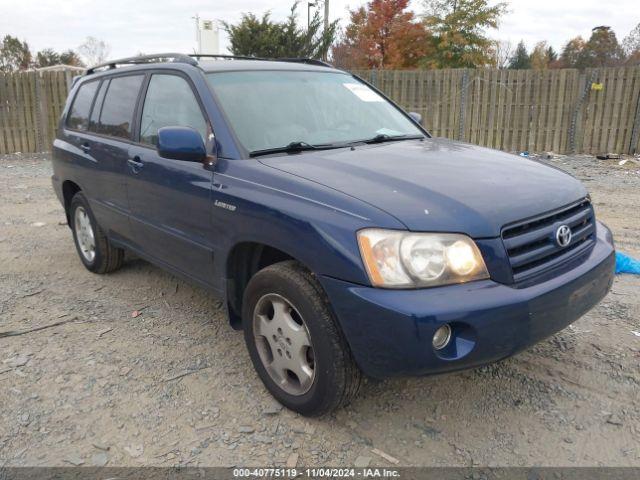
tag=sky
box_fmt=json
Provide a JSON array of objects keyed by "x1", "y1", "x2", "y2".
[{"x1": 0, "y1": 0, "x2": 638, "y2": 62}]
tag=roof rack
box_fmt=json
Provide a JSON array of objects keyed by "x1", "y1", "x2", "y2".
[
  {"x1": 189, "y1": 54, "x2": 264, "y2": 61},
  {"x1": 189, "y1": 53, "x2": 334, "y2": 68},
  {"x1": 86, "y1": 53, "x2": 197, "y2": 75},
  {"x1": 277, "y1": 58, "x2": 334, "y2": 68},
  {"x1": 85, "y1": 53, "x2": 335, "y2": 76}
]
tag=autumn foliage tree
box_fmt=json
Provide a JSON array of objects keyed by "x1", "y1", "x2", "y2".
[
  {"x1": 332, "y1": 0, "x2": 430, "y2": 69},
  {"x1": 582, "y1": 26, "x2": 624, "y2": 67},
  {"x1": 558, "y1": 27, "x2": 624, "y2": 68}
]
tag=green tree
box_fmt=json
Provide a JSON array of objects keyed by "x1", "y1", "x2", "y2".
[
  {"x1": 35, "y1": 48, "x2": 60, "y2": 68},
  {"x1": 59, "y1": 50, "x2": 84, "y2": 67},
  {"x1": 224, "y1": 2, "x2": 338, "y2": 59},
  {"x1": 421, "y1": 0, "x2": 507, "y2": 68},
  {"x1": 0, "y1": 35, "x2": 32, "y2": 72},
  {"x1": 581, "y1": 26, "x2": 624, "y2": 67},
  {"x1": 508, "y1": 40, "x2": 530, "y2": 69}
]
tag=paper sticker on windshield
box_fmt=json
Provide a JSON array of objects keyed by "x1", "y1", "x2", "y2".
[{"x1": 343, "y1": 83, "x2": 384, "y2": 102}]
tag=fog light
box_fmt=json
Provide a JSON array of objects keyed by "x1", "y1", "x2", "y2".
[{"x1": 433, "y1": 324, "x2": 452, "y2": 350}]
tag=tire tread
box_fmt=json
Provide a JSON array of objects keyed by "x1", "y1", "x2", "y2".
[{"x1": 245, "y1": 260, "x2": 362, "y2": 415}]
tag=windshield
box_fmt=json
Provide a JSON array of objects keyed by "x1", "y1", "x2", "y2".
[{"x1": 206, "y1": 71, "x2": 424, "y2": 154}]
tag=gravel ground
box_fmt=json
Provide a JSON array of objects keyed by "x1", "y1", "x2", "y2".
[{"x1": 0, "y1": 153, "x2": 639, "y2": 468}]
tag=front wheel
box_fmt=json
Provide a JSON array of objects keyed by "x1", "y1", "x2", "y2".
[{"x1": 242, "y1": 261, "x2": 362, "y2": 416}]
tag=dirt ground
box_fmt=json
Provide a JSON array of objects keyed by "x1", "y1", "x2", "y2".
[{"x1": 0, "y1": 152, "x2": 639, "y2": 468}]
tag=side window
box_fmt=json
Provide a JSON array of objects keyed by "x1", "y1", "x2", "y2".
[
  {"x1": 140, "y1": 74, "x2": 207, "y2": 146},
  {"x1": 88, "y1": 80, "x2": 109, "y2": 132},
  {"x1": 96, "y1": 75, "x2": 144, "y2": 139},
  {"x1": 66, "y1": 81, "x2": 99, "y2": 131}
]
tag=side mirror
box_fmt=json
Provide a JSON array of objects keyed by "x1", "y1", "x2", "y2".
[
  {"x1": 157, "y1": 126, "x2": 207, "y2": 162},
  {"x1": 408, "y1": 112, "x2": 422, "y2": 125}
]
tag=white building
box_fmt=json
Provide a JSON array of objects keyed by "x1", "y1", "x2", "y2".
[{"x1": 195, "y1": 16, "x2": 220, "y2": 55}]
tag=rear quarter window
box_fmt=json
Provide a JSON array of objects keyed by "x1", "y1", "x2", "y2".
[
  {"x1": 95, "y1": 75, "x2": 144, "y2": 140},
  {"x1": 66, "y1": 81, "x2": 99, "y2": 131}
]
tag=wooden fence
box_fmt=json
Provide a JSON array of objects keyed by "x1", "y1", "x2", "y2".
[
  {"x1": 1, "y1": 67, "x2": 640, "y2": 155},
  {"x1": 0, "y1": 70, "x2": 74, "y2": 154},
  {"x1": 357, "y1": 67, "x2": 640, "y2": 155}
]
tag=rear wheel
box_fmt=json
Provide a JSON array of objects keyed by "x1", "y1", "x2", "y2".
[
  {"x1": 242, "y1": 260, "x2": 362, "y2": 416},
  {"x1": 69, "y1": 192, "x2": 124, "y2": 274}
]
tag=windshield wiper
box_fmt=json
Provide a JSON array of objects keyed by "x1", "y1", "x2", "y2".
[
  {"x1": 250, "y1": 141, "x2": 325, "y2": 158},
  {"x1": 362, "y1": 133, "x2": 424, "y2": 144}
]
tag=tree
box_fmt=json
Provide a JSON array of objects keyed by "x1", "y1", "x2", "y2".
[
  {"x1": 623, "y1": 22, "x2": 640, "y2": 55},
  {"x1": 78, "y1": 37, "x2": 110, "y2": 66},
  {"x1": 421, "y1": 0, "x2": 507, "y2": 68},
  {"x1": 623, "y1": 22, "x2": 640, "y2": 65},
  {"x1": 528, "y1": 41, "x2": 559, "y2": 70},
  {"x1": 529, "y1": 41, "x2": 548, "y2": 70},
  {"x1": 491, "y1": 40, "x2": 512, "y2": 69},
  {"x1": 35, "y1": 48, "x2": 60, "y2": 68},
  {"x1": 225, "y1": 12, "x2": 281, "y2": 57},
  {"x1": 559, "y1": 36, "x2": 586, "y2": 68},
  {"x1": 581, "y1": 26, "x2": 624, "y2": 67},
  {"x1": 0, "y1": 35, "x2": 32, "y2": 72},
  {"x1": 59, "y1": 50, "x2": 84, "y2": 67},
  {"x1": 224, "y1": 2, "x2": 338, "y2": 59},
  {"x1": 508, "y1": 40, "x2": 530, "y2": 69},
  {"x1": 332, "y1": 0, "x2": 430, "y2": 69}
]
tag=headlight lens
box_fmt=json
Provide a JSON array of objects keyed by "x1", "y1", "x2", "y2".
[{"x1": 357, "y1": 229, "x2": 489, "y2": 288}]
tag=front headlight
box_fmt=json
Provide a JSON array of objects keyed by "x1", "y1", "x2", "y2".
[{"x1": 357, "y1": 229, "x2": 489, "y2": 288}]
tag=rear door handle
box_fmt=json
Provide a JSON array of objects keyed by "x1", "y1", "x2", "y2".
[
  {"x1": 80, "y1": 142, "x2": 91, "y2": 153},
  {"x1": 127, "y1": 155, "x2": 144, "y2": 173}
]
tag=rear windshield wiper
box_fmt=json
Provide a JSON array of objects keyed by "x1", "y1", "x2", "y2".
[
  {"x1": 250, "y1": 141, "x2": 327, "y2": 158},
  {"x1": 362, "y1": 133, "x2": 424, "y2": 144}
]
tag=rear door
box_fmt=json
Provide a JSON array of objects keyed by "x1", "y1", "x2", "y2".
[
  {"x1": 126, "y1": 72, "x2": 216, "y2": 285},
  {"x1": 82, "y1": 74, "x2": 144, "y2": 240}
]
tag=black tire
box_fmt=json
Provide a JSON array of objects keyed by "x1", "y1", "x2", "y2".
[
  {"x1": 69, "y1": 192, "x2": 124, "y2": 274},
  {"x1": 242, "y1": 260, "x2": 362, "y2": 416}
]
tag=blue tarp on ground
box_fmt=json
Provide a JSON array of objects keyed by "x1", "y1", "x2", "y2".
[{"x1": 615, "y1": 252, "x2": 640, "y2": 275}]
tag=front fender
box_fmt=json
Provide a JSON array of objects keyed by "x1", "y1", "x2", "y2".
[{"x1": 212, "y1": 159, "x2": 406, "y2": 288}]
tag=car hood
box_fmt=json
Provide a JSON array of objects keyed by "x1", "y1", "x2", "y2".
[{"x1": 259, "y1": 138, "x2": 587, "y2": 238}]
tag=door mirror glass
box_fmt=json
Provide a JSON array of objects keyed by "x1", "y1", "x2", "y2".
[
  {"x1": 157, "y1": 126, "x2": 206, "y2": 162},
  {"x1": 408, "y1": 112, "x2": 422, "y2": 125}
]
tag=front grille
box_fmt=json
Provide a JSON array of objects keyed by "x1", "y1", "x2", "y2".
[{"x1": 502, "y1": 198, "x2": 596, "y2": 283}]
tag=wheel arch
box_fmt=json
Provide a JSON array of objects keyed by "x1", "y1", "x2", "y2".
[
  {"x1": 62, "y1": 180, "x2": 82, "y2": 224},
  {"x1": 225, "y1": 241, "x2": 313, "y2": 329}
]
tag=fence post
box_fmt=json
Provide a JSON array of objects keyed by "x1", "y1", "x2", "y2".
[
  {"x1": 569, "y1": 69, "x2": 596, "y2": 153},
  {"x1": 34, "y1": 72, "x2": 49, "y2": 153},
  {"x1": 458, "y1": 69, "x2": 469, "y2": 141},
  {"x1": 629, "y1": 74, "x2": 640, "y2": 154}
]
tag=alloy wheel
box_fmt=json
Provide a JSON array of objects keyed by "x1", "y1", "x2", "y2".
[
  {"x1": 253, "y1": 293, "x2": 315, "y2": 395},
  {"x1": 74, "y1": 206, "x2": 96, "y2": 263}
]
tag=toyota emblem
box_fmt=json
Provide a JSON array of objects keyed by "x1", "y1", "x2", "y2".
[{"x1": 555, "y1": 224, "x2": 572, "y2": 247}]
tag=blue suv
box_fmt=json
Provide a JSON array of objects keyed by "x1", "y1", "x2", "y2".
[{"x1": 52, "y1": 54, "x2": 615, "y2": 416}]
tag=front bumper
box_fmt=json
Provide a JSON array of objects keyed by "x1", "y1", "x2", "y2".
[{"x1": 320, "y1": 222, "x2": 615, "y2": 378}]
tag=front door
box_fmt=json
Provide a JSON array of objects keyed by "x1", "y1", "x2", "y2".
[{"x1": 126, "y1": 72, "x2": 216, "y2": 286}]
